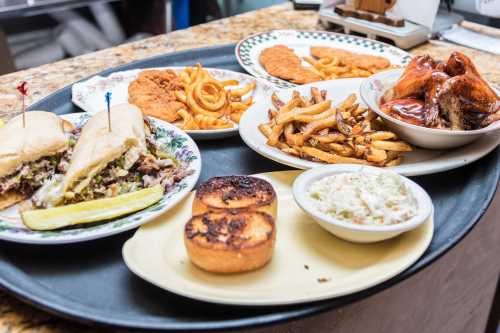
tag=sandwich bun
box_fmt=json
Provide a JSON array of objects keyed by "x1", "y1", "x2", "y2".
[
  {"x1": 0, "y1": 191, "x2": 26, "y2": 210},
  {"x1": 0, "y1": 111, "x2": 68, "y2": 178},
  {"x1": 184, "y1": 210, "x2": 276, "y2": 273},
  {"x1": 61, "y1": 104, "x2": 147, "y2": 195},
  {"x1": 192, "y1": 176, "x2": 277, "y2": 219}
]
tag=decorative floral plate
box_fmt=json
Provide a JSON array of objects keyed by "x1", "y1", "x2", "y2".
[
  {"x1": 0, "y1": 113, "x2": 201, "y2": 244},
  {"x1": 235, "y1": 29, "x2": 413, "y2": 89},
  {"x1": 72, "y1": 67, "x2": 274, "y2": 140}
]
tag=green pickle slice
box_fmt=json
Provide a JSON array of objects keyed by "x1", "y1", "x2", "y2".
[{"x1": 22, "y1": 185, "x2": 164, "y2": 231}]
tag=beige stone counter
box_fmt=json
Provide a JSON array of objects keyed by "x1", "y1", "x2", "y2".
[
  {"x1": 0, "y1": 3, "x2": 499, "y2": 333},
  {"x1": 0, "y1": 3, "x2": 498, "y2": 120}
]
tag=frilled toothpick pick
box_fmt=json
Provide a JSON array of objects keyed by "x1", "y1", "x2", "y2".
[
  {"x1": 16, "y1": 82, "x2": 28, "y2": 128},
  {"x1": 105, "y1": 92, "x2": 112, "y2": 132}
]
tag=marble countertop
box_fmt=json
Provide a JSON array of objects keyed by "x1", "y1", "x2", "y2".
[
  {"x1": 0, "y1": 2, "x2": 499, "y2": 332},
  {"x1": 0, "y1": 3, "x2": 499, "y2": 121}
]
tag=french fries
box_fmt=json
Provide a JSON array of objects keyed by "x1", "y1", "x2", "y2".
[
  {"x1": 258, "y1": 88, "x2": 412, "y2": 167},
  {"x1": 177, "y1": 109, "x2": 200, "y2": 130},
  {"x1": 194, "y1": 114, "x2": 233, "y2": 130},
  {"x1": 303, "y1": 55, "x2": 399, "y2": 80},
  {"x1": 175, "y1": 64, "x2": 257, "y2": 130}
]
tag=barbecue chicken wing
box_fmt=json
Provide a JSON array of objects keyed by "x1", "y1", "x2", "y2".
[
  {"x1": 438, "y1": 73, "x2": 499, "y2": 130},
  {"x1": 382, "y1": 52, "x2": 499, "y2": 130},
  {"x1": 438, "y1": 52, "x2": 499, "y2": 129},
  {"x1": 382, "y1": 55, "x2": 435, "y2": 102},
  {"x1": 424, "y1": 71, "x2": 450, "y2": 127}
]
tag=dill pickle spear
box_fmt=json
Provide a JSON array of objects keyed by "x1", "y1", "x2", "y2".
[{"x1": 22, "y1": 185, "x2": 164, "y2": 231}]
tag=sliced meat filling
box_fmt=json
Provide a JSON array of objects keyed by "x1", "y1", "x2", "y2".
[
  {"x1": 62, "y1": 129, "x2": 192, "y2": 205},
  {"x1": 0, "y1": 130, "x2": 78, "y2": 196},
  {"x1": 0, "y1": 155, "x2": 62, "y2": 196},
  {"x1": 63, "y1": 153, "x2": 189, "y2": 205}
]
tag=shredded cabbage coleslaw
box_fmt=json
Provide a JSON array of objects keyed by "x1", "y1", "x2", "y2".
[{"x1": 308, "y1": 172, "x2": 418, "y2": 226}]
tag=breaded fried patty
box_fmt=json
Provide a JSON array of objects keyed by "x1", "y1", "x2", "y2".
[
  {"x1": 128, "y1": 69, "x2": 186, "y2": 122},
  {"x1": 259, "y1": 45, "x2": 321, "y2": 84}
]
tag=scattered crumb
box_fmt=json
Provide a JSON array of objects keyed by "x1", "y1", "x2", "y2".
[
  {"x1": 304, "y1": 264, "x2": 310, "y2": 270},
  {"x1": 317, "y1": 277, "x2": 331, "y2": 283},
  {"x1": 179, "y1": 260, "x2": 185, "y2": 265}
]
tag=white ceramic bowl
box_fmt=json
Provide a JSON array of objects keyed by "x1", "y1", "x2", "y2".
[
  {"x1": 360, "y1": 69, "x2": 500, "y2": 149},
  {"x1": 292, "y1": 164, "x2": 433, "y2": 243}
]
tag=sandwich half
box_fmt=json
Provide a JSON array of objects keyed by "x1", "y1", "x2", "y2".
[
  {"x1": 0, "y1": 111, "x2": 72, "y2": 209},
  {"x1": 33, "y1": 104, "x2": 191, "y2": 208}
]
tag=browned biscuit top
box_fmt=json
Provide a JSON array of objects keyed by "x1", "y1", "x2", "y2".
[{"x1": 195, "y1": 175, "x2": 276, "y2": 209}]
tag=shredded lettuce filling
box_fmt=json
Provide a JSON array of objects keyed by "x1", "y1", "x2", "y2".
[
  {"x1": 32, "y1": 122, "x2": 191, "y2": 208},
  {"x1": 62, "y1": 152, "x2": 184, "y2": 205},
  {"x1": 60, "y1": 126, "x2": 188, "y2": 206},
  {"x1": 0, "y1": 138, "x2": 76, "y2": 197}
]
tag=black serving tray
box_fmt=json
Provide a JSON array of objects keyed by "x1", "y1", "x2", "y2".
[{"x1": 0, "y1": 44, "x2": 498, "y2": 331}]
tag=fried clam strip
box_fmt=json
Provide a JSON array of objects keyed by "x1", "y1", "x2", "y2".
[{"x1": 258, "y1": 88, "x2": 413, "y2": 166}]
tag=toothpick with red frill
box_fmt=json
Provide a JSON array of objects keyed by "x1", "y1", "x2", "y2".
[{"x1": 16, "y1": 81, "x2": 28, "y2": 128}]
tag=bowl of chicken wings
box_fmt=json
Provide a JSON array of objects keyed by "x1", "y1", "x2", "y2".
[{"x1": 360, "y1": 52, "x2": 500, "y2": 149}]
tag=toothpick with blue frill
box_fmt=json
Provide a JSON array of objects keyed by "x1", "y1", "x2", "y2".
[{"x1": 105, "y1": 92, "x2": 112, "y2": 132}]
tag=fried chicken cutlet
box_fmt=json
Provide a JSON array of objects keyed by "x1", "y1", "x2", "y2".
[
  {"x1": 310, "y1": 47, "x2": 390, "y2": 71},
  {"x1": 128, "y1": 69, "x2": 185, "y2": 122},
  {"x1": 259, "y1": 45, "x2": 321, "y2": 84}
]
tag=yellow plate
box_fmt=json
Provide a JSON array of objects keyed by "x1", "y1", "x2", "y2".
[{"x1": 122, "y1": 170, "x2": 433, "y2": 305}]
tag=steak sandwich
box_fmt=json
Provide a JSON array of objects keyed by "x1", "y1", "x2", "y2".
[
  {"x1": 0, "y1": 111, "x2": 73, "y2": 209},
  {"x1": 32, "y1": 104, "x2": 190, "y2": 208}
]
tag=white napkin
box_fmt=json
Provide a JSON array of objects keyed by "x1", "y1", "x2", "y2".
[
  {"x1": 476, "y1": 0, "x2": 500, "y2": 18},
  {"x1": 386, "y1": 0, "x2": 440, "y2": 30},
  {"x1": 441, "y1": 25, "x2": 500, "y2": 55}
]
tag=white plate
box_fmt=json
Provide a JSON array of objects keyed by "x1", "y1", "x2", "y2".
[
  {"x1": 72, "y1": 67, "x2": 274, "y2": 140},
  {"x1": 0, "y1": 113, "x2": 201, "y2": 244},
  {"x1": 235, "y1": 29, "x2": 412, "y2": 89},
  {"x1": 239, "y1": 78, "x2": 500, "y2": 176},
  {"x1": 123, "y1": 170, "x2": 433, "y2": 306}
]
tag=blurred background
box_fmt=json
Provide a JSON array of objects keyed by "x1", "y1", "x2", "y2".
[{"x1": 0, "y1": 0, "x2": 498, "y2": 75}]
